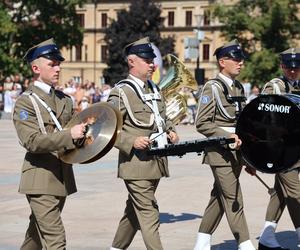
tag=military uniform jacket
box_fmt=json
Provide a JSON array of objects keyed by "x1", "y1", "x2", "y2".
[
  {"x1": 262, "y1": 77, "x2": 300, "y2": 170},
  {"x1": 196, "y1": 74, "x2": 244, "y2": 167},
  {"x1": 13, "y1": 84, "x2": 77, "y2": 196},
  {"x1": 108, "y1": 76, "x2": 175, "y2": 180}
]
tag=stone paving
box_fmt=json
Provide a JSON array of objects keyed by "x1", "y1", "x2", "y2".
[{"x1": 0, "y1": 119, "x2": 298, "y2": 250}]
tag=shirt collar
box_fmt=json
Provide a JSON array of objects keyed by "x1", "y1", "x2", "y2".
[
  {"x1": 129, "y1": 74, "x2": 145, "y2": 89},
  {"x1": 282, "y1": 76, "x2": 299, "y2": 87},
  {"x1": 219, "y1": 73, "x2": 234, "y2": 88},
  {"x1": 34, "y1": 80, "x2": 52, "y2": 94}
]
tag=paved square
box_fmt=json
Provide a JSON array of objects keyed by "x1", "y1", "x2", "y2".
[{"x1": 0, "y1": 120, "x2": 297, "y2": 249}]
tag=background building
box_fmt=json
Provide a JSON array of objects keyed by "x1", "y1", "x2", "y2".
[{"x1": 60, "y1": 0, "x2": 231, "y2": 86}]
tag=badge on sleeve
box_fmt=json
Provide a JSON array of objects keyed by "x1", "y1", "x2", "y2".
[
  {"x1": 20, "y1": 110, "x2": 29, "y2": 120},
  {"x1": 201, "y1": 95, "x2": 210, "y2": 104}
]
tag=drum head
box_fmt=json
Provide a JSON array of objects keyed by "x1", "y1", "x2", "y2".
[{"x1": 236, "y1": 94, "x2": 300, "y2": 173}]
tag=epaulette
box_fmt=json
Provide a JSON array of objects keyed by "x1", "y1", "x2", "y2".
[{"x1": 55, "y1": 89, "x2": 70, "y2": 99}]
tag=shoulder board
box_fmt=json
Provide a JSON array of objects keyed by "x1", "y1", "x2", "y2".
[
  {"x1": 115, "y1": 79, "x2": 141, "y2": 94},
  {"x1": 207, "y1": 79, "x2": 226, "y2": 93},
  {"x1": 270, "y1": 78, "x2": 285, "y2": 87},
  {"x1": 55, "y1": 89, "x2": 70, "y2": 99},
  {"x1": 20, "y1": 90, "x2": 33, "y2": 98}
]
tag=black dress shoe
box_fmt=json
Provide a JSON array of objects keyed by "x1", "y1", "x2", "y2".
[{"x1": 258, "y1": 242, "x2": 290, "y2": 250}]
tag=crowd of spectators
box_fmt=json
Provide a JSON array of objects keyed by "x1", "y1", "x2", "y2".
[
  {"x1": 56, "y1": 79, "x2": 112, "y2": 112},
  {"x1": 0, "y1": 76, "x2": 112, "y2": 116}
]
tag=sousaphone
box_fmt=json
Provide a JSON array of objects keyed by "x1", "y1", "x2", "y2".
[
  {"x1": 159, "y1": 54, "x2": 198, "y2": 125},
  {"x1": 59, "y1": 102, "x2": 122, "y2": 164}
]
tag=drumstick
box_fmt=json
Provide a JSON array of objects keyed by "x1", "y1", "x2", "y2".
[
  {"x1": 254, "y1": 173, "x2": 276, "y2": 195},
  {"x1": 149, "y1": 130, "x2": 170, "y2": 142}
]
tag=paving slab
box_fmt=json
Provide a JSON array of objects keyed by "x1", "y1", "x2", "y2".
[{"x1": 0, "y1": 119, "x2": 297, "y2": 249}]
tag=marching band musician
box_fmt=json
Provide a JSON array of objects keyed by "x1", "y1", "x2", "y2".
[
  {"x1": 193, "y1": 40, "x2": 256, "y2": 250},
  {"x1": 257, "y1": 48, "x2": 300, "y2": 250},
  {"x1": 13, "y1": 39, "x2": 86, "y2": 249},
  {"x1": 107, "y1": 37, "x2": 178, "y2": 250}
]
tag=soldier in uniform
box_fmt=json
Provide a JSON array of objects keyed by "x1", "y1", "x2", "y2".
[
  {"x1": 193, "y1": 40, "x2": 256, "y2": 250},
  {"x1": 257, "y1": 48, "x2": 300, "y2": 250},
  {"x1": 13, "y1": 38, "x2": 86, "y2": 250},
  {"x1": 107, "y1": 37, "x2": 178, "y2": 250}
]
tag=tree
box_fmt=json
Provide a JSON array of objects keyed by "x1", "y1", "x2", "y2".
[
  {"x1": 0, "y1": 0, "x2": 85, "y2": 80},
  {"x1": 0, "y1": 2, "x2": 17, "y2": 79},
  {"x1": 103, "y1": 0, "x2": 175, "y2": 85},
  {"x1": 213, "y1": 0, "x2": 300, "y2": 86}
]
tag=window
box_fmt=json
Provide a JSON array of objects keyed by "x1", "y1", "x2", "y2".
[
  {"x1": 85, "y1": 45, "x2": 88, "y2": 61},
  {"x1": 203, "y1": 44, "x2": 210, "y2": 61},
  {"x1": 204, "y1": 10, "x2": 210, "y2": 26},
  {"x1": 101, "y1": 13, "x2": 107, "y2": 28},
  {"x1": 77, "y1": 14, "x2": 85, "y2": 27},
  {"x1": 73, "y1": 76, "x2": 82, "y2": 84},
  {"x1": 75, "y1": 45, "x2": 82, "y2": 61},
  {"x1": 101, "y1": 45, "x2": 108, "y2": 62},
  {"x1": 185, "y1": 10, "x2": 192, "y2": 26},
  {"x1": 168, "y1": 11, "x2": 174, "y2": 26}
]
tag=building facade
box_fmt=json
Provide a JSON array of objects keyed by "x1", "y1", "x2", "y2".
[{"x1": 60, "y1": 0, "x2": 231, "y2": 86}]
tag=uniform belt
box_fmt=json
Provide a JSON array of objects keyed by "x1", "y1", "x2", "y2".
[{"x1": 220, "y1": 126, "x2": 235, "y2": 133}]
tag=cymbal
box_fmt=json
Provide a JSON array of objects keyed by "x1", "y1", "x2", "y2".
[
  {"x1": 81, "y1": 102, "x2": 123, "y2": 164},
  {"x1": 60, "y1": 102, "x2": 121, "y2": 164}
]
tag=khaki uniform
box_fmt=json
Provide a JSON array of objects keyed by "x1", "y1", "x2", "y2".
[
  {"x1": 262, "y1": 78, "x2": 300, "y2": 229},
  {"x1": 195, "y1": 74, "x2": 250, "y2": 244},
  {"x1": 13, "y1": 84, "x2": 77, "y2": 249},
  {"x1": 108, "y1": 76, "x2": 174, "y2": 250}
]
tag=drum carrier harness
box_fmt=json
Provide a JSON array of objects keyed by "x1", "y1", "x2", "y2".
[
  {"x1": 209, "y1": 78, "x2": 246, "y2": 121},
  {"x1": 115, "y1": 79, "x2": 168, "y2": 149}
]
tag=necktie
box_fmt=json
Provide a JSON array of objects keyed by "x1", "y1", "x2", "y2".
[
  {"x1": 232, "y1": 81, "x2": 237, "y2": 95},
  {"x1": 49, "y1": 87, "x2": 55, "y2": 97},
  {"x1": 49, "y1": 87, "x2": 56, "y2": 109},
  {"x1": 144, "y1": 80, "x2": 150, "y2": 94}
]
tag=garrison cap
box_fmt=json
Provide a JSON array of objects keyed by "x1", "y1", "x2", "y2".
[
  {"x1": 214, "y1": 39, "x2": 245, "y2": 60},
  {"x1": 124, "y1": 37, "x2": 156, "y2": 59},
  {"x1": 280, "y1": 48, "x2": 300, "y2": 69},
  {"x1": 24, "y1": 38, "x2": 65, "y2": 63}
]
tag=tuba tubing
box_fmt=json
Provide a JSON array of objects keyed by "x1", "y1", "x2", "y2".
[{"x1": 158, "y1": 54, "x2": 198, "y2": 124}]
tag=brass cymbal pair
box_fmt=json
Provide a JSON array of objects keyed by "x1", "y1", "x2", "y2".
[{"x1": 60, "y1": 102, "x2": 122, "y2": 164}]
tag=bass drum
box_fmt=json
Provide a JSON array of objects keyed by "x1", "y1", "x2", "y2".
[{"x1": 236, "y1": 94, "x2": 300, "y2": 173}]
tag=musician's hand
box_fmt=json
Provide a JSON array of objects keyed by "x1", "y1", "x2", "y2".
[
  {"x1": 229, "y1": 133, "x2": 242, "y2": 150},
  {"x1": 244, "y1": 165, "x2": 256, "y2": 176},
  {"x1": 134, "y1": 136, "x2": 151, "y2": 150},
  {"x1": 71, "y1": 123, "x2": 87, "y2": 139},
  {"x1": 167, "y1": 131, "x2": 179, "y2": 144}
]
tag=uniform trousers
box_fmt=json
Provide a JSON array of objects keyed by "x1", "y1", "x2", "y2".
[
  {"x1": 21, "y1": 194, "x2": 66, "y2": 250},
  {"x1": 199, "y1": 165, "x2": 250, "y2": 244},
  {"x1": 112, "y1": 179, "x2": 163, "y2": 250},
  {"x1": 265, "y1": 169, "x2": 300, "y2": 228}
]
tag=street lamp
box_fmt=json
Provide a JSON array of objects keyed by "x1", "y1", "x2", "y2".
[{"x1": 193, "y1": 14, "x2": 205, "y2": 85}]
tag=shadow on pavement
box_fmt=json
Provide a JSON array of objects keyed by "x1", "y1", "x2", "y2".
[
  {"x1": 211, "y1": 231, "x2": 298, "y2": 250},
  {"x1": 212, "y1": 239, "x2": 237, "y2": 250},
  {"x1": 160, "y1": 212, "x2": 201, "y2": 224},
  {"x1": 255, "y1": 230, "x2": 298, "y2": 250}
]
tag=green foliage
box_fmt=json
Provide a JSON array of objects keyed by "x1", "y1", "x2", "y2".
[
  {"x1": 0, "y1": 2, "x2": 17, "y2": 78},
  {"x1": 240, "y1": 49, "x2": 281, "y2": 84},
  {"x1": 103, "y1": 0, "x2": 175, "y2": 85},
  {"x1": 0, "y1": 0, "x2": 85, "y2": 80},
  {"x1": 213, "y1": 0, "x2": 300, "y2": 86}
]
